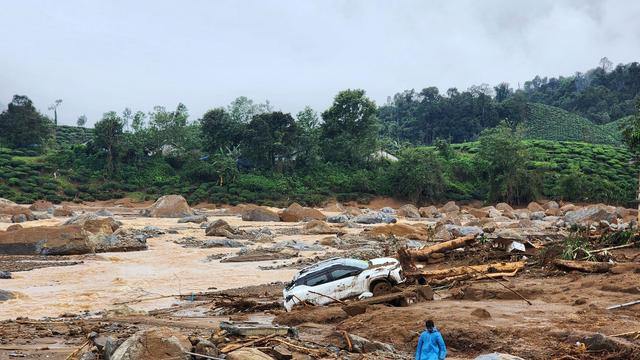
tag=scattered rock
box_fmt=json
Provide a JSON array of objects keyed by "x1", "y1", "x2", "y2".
[
  {"x1": 327, "y1": 214, "x2": 351, "y2": 224},
  {"x1": 178, "y1": 214, "x2": 208, "y2": 224},
  {"x1": 0, "y1": 198, "x2": 16, "y2": 206},
  {"x1": 279, "y1": 203, "x2": 326, "y2": 222},
  {"x1": 0, "y1": 225, "x2": 91, "y2": 255},
  {"x1": 95, "y1": 209, "x2": 114, "y2": 217},
  {"x1": 110, "y1": 327, "x2": 191, "y2": 360},
  {"x1": 11, "y1": 214, "x2": 28, "y2": 223},
  {"x1": 527, "y1": 202, "x2": 544, "y2": 212},
  {"x1": 560, "y1": 203, "x2": 576, "y2": 213},
  {"x1": 34, "y1": 213, "x2": 51, "y2": 220},
  {"x1": 419, "y1": 206, "x2": 439, "y2": 218},
  {"x1": 397, "y1": 204, "x2": 420, "y2": 218},
  {"x1": 565, "y1": 206, "x2": 616, "y2": 226},
  {"x1": 367, "y1": 223, "x2": 432, "y2": 240},
  {"x1": 441, "y1": 201, "x2": 460, "y2": 213},
  {"x1": 65, "y1": 214, "x2": 120, "y2": 235},
  {"x1": 543, "y1": 200, "x2": 559, "y2": 210},
  {"x1": 380, "y1": 207, "x2": 396, "y2": 214},
  {"x1": 242, "y1": 207, "x2": 281, "y2": 222},
  {"x1": 446, "y1": 225, "x2": 483, "y2": 237},
  {"x1": 53, "y1": 206, "x2": 74, "y2": 217},
  {"x1": 471, "y1": 308, "x2": 492, "y2": 319},
  {"x1": 29, "y1": 200, "x2": 54, "y2": 211},
  {"x1": 468, "y1": 208, "x2": 489, "y2": 219},
  {"x1": 545, "y1": 208, "x2": 563, "y2": 216},
  {"x1": 352, "y1": 212, "x2": 396, "y2": 224},
  {"x1": 205, "y1": 219, "x2": 242, "y2": 237},
  {"x1": 0, "y1": 271, "x2": 11, "y2": 279},
  {"x1": 495, "y1": 203, "x2": 514, "y2": 212},
  {"x1": 141, "y1": 195, "x2": 194, "y2": 218},
  {"x1": 323, "y1": 201, "x2": 345, "y2": 213},
  {"x1": 302, "y1": 220, "x2": 341, "y2": 235},
  {"x1": 227, "y1": 348, "x2": 275, "y2": 360},
  {"x1": 6, "y1": 224, "x2": 22, "y2": 231}
]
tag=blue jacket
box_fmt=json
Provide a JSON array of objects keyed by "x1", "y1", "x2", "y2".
[{"x1": 416, "y1": 328, "x2": 446, "y2": 360}]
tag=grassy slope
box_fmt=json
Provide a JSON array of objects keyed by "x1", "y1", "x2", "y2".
[
  {"x1": 55, "y1": 125, "x2": 94, "y2": 147},
  {"x1": 524, "y1": 103, "x2": 622, "y2": 145}
]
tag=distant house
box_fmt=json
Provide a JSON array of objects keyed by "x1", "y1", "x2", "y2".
[{"x1": 369, "y1": 150, "x2": 398, "y2": 162}]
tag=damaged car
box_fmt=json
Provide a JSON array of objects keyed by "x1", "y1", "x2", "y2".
[{"x1": 282, "y1": 257, "x2": 405, "y2": 311}]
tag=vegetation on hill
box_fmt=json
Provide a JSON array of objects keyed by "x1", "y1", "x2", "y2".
[
  {"x1": 523, "y1": 103, "x2": 621, "y2": 145},
  {"x1": 1, "y1": 59, "x2": 639, "y2": 207}
]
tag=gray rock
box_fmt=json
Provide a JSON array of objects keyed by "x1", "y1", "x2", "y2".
[
  {"x1": 0, "y1": 290, "x2": 15, "y2": 302},
  {"x1": 79, "y1": 352, "x2": 97, "y2": 360},
  {"x1": 327, "y1": 214, "x2": 351, "y2": 223},
  {"x1": 203, "y1": 239, "x2": 245, "y2": 248},
  {"x1": 95, "y1": 209, "x2": 114, "y2": 217},
  {"x1": 565, "y1": 206, "x2": 616, "y2": 226},
  {"x1": 104, "y1": 337, "x2": 124, "y2": 360},
  {"x1": 178, "y1": 214, "x2": 208, "y2": 224},
  {"x1": 446, "y1": 225, "x2": 483, "y2": 237},
  {"x1": 380, "y1": 207, "x2": 396, "y2": 214},
  {"x1": 275, "y1": 240, "x2": 324, "y2": 251},
  {"x1": 0, "y1": 271, "x2": 11, "y2": 279},
  {"x1": 11, "y1": 214, "x2": 27, "y2": 223},
  {"x1": 34, "y1": 213, "x2": 51, "y2": 220},
  {"x1": 352, "y1": 212, "x2": 397, "y2": 224},
  {"x1": 405, "y1": 240, "x2": 425, "y2": 249},
  {"x1": 530, "y1": 211, "x2": 545, "y2": 220}
]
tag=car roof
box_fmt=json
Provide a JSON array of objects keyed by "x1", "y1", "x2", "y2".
[{"x1": 292, "y1": 257, "x2": 369, "y2": 281}]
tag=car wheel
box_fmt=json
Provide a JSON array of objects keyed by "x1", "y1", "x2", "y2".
[{"x1": 371, "y1": 280, "x2": 392, "y2": 296}]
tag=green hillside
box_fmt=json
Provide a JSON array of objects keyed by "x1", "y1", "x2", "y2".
[
  {"x1": 524, "y1": 103, "x2": 622, "y2": 145},
  {"x1": 55, "y1": 125, "x2": 93, "y2": 147}
]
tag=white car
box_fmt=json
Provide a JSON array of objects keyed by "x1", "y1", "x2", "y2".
[{"x1": 282, "y1": 257, "x2": 405, "y2": 311}]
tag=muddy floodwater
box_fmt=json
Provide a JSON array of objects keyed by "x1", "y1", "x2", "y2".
[{"x1": 0, "y1": 214, "x2": 300, "y2": 320}]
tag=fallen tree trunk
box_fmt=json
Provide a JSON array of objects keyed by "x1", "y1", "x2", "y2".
[
  {"x1": 554, "y1": 259, "x2": 613, "y2": 273},
  {"x1": 429, "y1": 269, "x2": 520, "y2": 286},
  {"x1": 405, "y1": 261, "x2": 526, "y2": 281},
  {"x1": 408, "y1": 234, "x2": 476, "y2": 260}
]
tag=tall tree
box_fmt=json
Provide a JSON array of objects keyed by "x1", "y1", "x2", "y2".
[
  {"x1": 320, "y1": 89, "x2": 379, "y2": 164},
  {"x1": 93, "y1": 111, "x2": 124, "y2": 175},
  {"x1": 48, "y1": 99, "x2": 63, "y2": 126},
  {"x1": 200, "y1": 107, "x2": 245, "y2": 153},
  {"x1": 227, "y1": 96, "x2": 271, "y2": 124},
  {"x1": 147, "y1": 103, "x2": 190, "y2": 152},
  {"x1": 295, "y1": 106, "x2": 321, "y2": 168},
  {"x1": 621, "y1": 98, "x2": 640, "y2": 224},
  {"x1": 0, "y1": 95, "x2": 53, "y2": 148},
  {"x1": 243, "y1": 112, "x2": 300, "y2": 171}
]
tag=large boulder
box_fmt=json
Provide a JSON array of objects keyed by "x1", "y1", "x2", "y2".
[
  {"x1": 323, "y1": 201, "x2": 345, "y2": 213},
  {"x1": 110, "y1": 327, "x2": 191, "y2": 360},
  {"x1": 279, "y1": 203, "x2": 326, "y2": 222},
  {"x1": 227, "y1": 348, "x2": 275, "y2": 360},
  {"x1": 65, "y1": 214, "x2": 120, "y2": 235},
  {"x1": 468, "y1": 208, "x2": 489, "y2": 219},
  {"x1": 565, "y1": 206, "x2": 616, "y2": 226},
  {"x1": 141, "y1": 195, "x2": 194, "y2": 218},
  {"x1": 543, "y1": 201, "x2": 560, "y2": 210},
  {"x1": 177, "y1": 215, "x2": 208, "y2": 224},
  {"x1": 53, "y1": 205, "x2": 74, "y2": 217},
  {"x1": 242, "y1": 207, "x2": 281, "y2": 222},
  {"x1": 0, "y1": 206, "x2": 34, "y2": 219},
  {"x1": 419, "y1": 206, "x2": 439, "y2": 218},
  {"x1": 495, "y1": 203, "x2": 514, "y2": 213},
  {"x1": 0, "y1": 225, "x2": 92, "y2": 255},
  {"x1": 29, "y1": 200, "x2": 54, "y2": 211},
  {"x1": 352, "y1": 212, "x2": 396, "y2": 224},
  {"x1": 367, "y1": 223, "x2": 431, "y2": 240},
  {"x1": 205, "y1": 219, "x2": 242, "y2": 237},
  {"x1": 302, "y1": 220, "x2": 341, "y2": 235},
  {"x1": 397, "y1": 204, "x2": 420, "y2": 218},
  {"x1": 440, "y1": 201, "x2": 460, "y2": 213},
  {"x1": 0, "y1": 198, "x2": 16, "y2": 206},
  {"x1": 527, "y1": 202, "x2": 544, "y2": 212}
]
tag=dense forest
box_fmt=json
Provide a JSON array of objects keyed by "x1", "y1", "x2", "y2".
[
  {"x1": 0, "y1": 59, "x2": 639, "y2": 207},
  {"x1": 379, "y1": 58, "x2": 640, "y2": 145}
]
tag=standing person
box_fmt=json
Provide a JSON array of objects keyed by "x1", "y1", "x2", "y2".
[{"x1": 416, "y1": 319, "x2": 447, "y2": 360}]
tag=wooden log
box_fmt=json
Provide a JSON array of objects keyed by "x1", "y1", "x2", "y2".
[
  {"x1": 405, "y1": 261, "x2": 525, "y2": 280},
  {"x1": 554, "y1": 259, "x2": 613, "y2": 273},
  {"x1": 220, "y1": 333, "x2": 277, "y2": 353},
  {"x1": 407, "y1": 234, "x2": 476, "y2": 260}
]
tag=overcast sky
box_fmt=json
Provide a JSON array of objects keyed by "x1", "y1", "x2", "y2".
[{"x1": 1, "y1": 0, "x2": 639, "y2": 126}]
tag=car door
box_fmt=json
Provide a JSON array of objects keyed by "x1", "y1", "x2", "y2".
[{"x1": 329, "y1": 266, "x2": 364, "y2": 300}]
